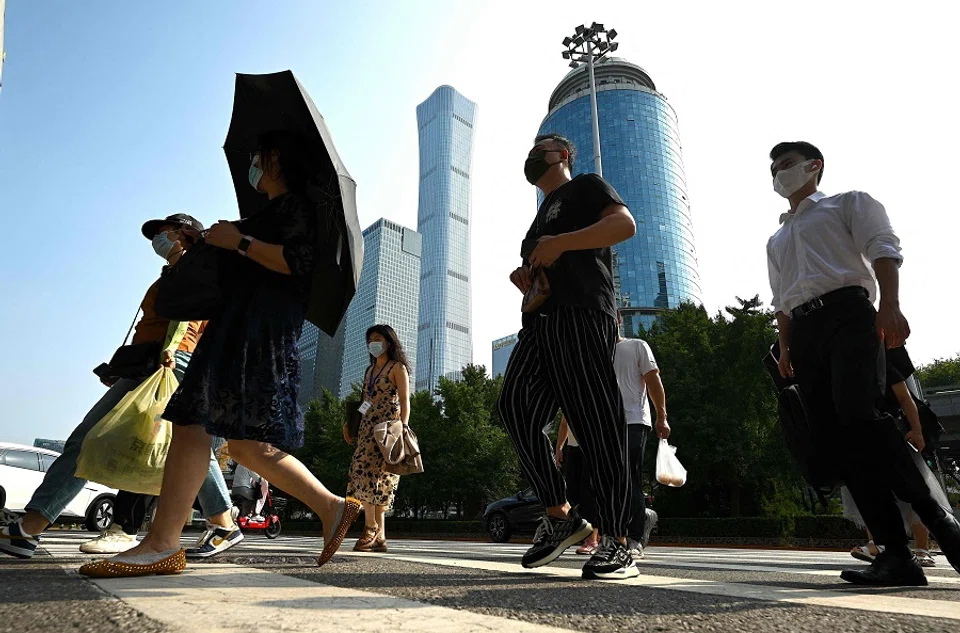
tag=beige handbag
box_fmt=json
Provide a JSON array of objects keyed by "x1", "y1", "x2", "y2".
[{"x1": 372, "y1": 420, "x2": 424, "y2": 475}]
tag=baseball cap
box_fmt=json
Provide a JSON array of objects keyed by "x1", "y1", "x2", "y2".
[{"x1": 141, "y1": 213, "x2": 205, "y2": 240}]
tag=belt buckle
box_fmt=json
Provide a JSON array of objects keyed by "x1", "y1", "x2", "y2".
[{"x1": 808, "y1": 297, "x2": 824, "y2": 312}]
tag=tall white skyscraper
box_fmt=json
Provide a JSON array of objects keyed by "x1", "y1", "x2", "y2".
[
  {"x1": 339, "y1": 219, "x2": 422, "y2": 398},
  {"x1": 415, "y1": 85, "x2": 477, "y2": 394}
]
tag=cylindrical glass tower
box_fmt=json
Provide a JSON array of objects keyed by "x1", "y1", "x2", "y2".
[{"x1": 539, "y1": 58, "x2": 702, "y2": 334}]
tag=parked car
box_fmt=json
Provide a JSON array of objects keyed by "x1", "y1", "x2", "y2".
[
  {"x1": 0, "y1": 442, "x2": 117, "y2": 532},
  {"x1": 482, "y1": 487, "x2": 656, "y2": 543}
]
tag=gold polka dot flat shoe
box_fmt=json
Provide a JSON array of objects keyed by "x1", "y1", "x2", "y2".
[
  {"x1": 79, "y1": 548, "x2": 186, "y2": 578},
  {"x1": 318, "y1": 497, "x2": 361, "y2": 567}
]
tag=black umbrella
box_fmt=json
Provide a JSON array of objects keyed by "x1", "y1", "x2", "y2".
[{"x1": 223, "y1": 70, "x2": 363, "y2": 336}]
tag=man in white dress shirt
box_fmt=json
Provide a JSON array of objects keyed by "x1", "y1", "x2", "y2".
[{"x1": 766, "y1": 141, "x2": 960, "y2": 586}]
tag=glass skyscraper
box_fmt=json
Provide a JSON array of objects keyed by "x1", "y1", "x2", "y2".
[
  {"x1": 491, "y1": 334, "x2": 518, "y2": 379},
  {"x1": 415, "y1": 86, "x2": 476, "y2": 393},
  {"x1": 339, "y1": 218, "x2": 422, "y2": 398},
  {"x1": 539, "y1": 57, "x2": 702, "y2": 335},
  {"x1": 297, "y1": 320, "x2": 345, "y2": 405}
]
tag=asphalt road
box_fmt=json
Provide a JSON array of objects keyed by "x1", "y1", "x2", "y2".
[{"x1": 2, "y1": 531, "x2": 958, "y2": 632}]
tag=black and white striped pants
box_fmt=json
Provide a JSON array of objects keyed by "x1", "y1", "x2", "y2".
[{"x1": 496, "y1": 306, "x2": 630, "y2": 536}]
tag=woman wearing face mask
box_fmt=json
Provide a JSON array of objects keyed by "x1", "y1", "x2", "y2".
[
  {"x1": 79, "y1": 130, "x2": 360, "y2": 578},
  {"x1": 2, "y1": 215, "x2": 240, "y2": 561},
  {"x1": 344, "y1": 324, "x2": 411, "y2": 553}
]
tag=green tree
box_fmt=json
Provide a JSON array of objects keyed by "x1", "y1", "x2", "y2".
[
  {"x1": 642, "y1": 297, "x2": 805, "y2": 518},
  {"x1": 916, "y1": 353, "x2": 960, "y2": 390}
]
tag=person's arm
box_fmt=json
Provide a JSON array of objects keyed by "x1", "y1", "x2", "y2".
[
  {"x1": 393, "y1": 363, "x2": 411, "y2": 426},
  {"x1": 529, "y1": 204, "x2": 635, "y2": 269},
  {"x1": 891, "y1": 381, "x2": 925, "y2": 452},
  {"x1": 205, "y1": 220, "x2": 294, "y2": 274},
  {"x1": 644, "y1": 369, "x2": 669, "y2": 439},
  {"x1": 843, "y1": 192, "x2": 909, "y2": 348},
  {"x1": 555, "y1": 416, "x2": 569, "y2": 465},
  {"x1": 874, "y1": 258, "x2": 910, "y2": 348},
  {"x1": 775, "y1": 311, "x2": 794, "y2": 379}
]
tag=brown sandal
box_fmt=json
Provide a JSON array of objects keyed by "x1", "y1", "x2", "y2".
[
  {"x1": 353, "y1": 525, "x2": 379, "y2": 552},
  {"x1": 318, "y1": 497, "x2": 361, "y2": 567}
]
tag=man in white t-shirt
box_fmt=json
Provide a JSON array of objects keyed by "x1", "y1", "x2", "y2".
[{"x1": 614, "y1": 312, "x2": 670, "y2": 557}]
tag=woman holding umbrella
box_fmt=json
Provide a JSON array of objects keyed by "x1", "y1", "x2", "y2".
[{"x1": 79, "y1": 128, "x2": 360, "y2": 578}]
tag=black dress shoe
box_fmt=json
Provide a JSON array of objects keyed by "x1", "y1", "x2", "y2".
[
  {"x1": 840, "y1": 551, "x2": 928, "y2": 586},
  {"x1": 926, "y1": 512, "x2": 960, "y2": 574}
]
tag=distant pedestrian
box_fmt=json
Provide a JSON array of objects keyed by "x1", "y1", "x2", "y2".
[
  {"x1": 613, "y1": 313, "x2": 669, "y2": 559},
  {"x1": 497, "y1": 133, "x2": 639, "y2": 580},
  {"x1": 765, "y1": 140, "x2": 960, "y2": 585},
  {"x1": 78, "y1": 130, "x2": 359, "y2": 579},
  {"x1": 845, "y1": 346, "x2": 937, "y2": 568},
  {"x1": 554, "y1": 415, "x2": 599, "y2": 555},
  {"x1": 345, "y1": 324, "x2": 412, "y2": 553}
]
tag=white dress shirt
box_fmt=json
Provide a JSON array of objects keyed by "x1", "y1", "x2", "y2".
[{"x1": 766, "y1": 191, "x2": 902, "y2": 314}]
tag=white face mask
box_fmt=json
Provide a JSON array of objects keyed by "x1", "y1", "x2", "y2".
[
  {"x1": 152, "y1": 232, "x2": 178, "y2": 260},
  {"x1": 248, "y1": 154, "x2": 264, "y2": 192},
  {"x1": 773, "y1": 159, "x2": 819, "y2": 198},
  {"x1": 368, "y1": 342, "x2": 385, "y2": 358}
]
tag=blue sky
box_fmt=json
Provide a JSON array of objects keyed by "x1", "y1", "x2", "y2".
[{"x1": 2, "y1": 1, "x2": 958, "y2": 445}]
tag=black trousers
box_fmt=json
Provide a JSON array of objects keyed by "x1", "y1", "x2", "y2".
[
  {"x1": 790, "y1": 294, "x2": 947, "y2": 552},
  {"x1": 563, "y1": 446, "x2": 597, "y2": 527},
  {"x1": 626, "y1": 424, "x2": 650, "y2": 541},
  {"x1": 497, "y1": 306, "x2": 630, "y2": 536},
  {"x1": 113, "y1": 491, "x2": 155, "y2": 536}
]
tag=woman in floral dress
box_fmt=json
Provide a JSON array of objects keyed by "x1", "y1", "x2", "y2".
[{"x1": 345, "y1": 324, "x2": 411, "y2": 552}]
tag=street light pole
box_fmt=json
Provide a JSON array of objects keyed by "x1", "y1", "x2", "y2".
[
  {"x1": 562, "y1": 23, "x2": 618, "y2": 178},
  {"x1": 586, "y1": 50, "x2": 602, "y2": 176}
]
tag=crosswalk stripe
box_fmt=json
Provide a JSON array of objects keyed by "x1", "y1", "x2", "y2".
[{"x1": 337, "y1": 550, "x2": 960, "y2": 621}]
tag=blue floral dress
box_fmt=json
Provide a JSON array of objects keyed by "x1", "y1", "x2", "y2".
[{"x1": 164, "y1": 193, "x2": 318, "y2": 451}]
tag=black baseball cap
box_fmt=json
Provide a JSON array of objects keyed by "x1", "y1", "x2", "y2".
[{"x1": 141, "y1": 213, "x2": 205, "y2": 240}]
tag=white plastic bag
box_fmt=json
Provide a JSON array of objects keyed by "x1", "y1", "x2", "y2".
[{"x1": 655, "y1": 439, "x2": 687, "y2": 487}]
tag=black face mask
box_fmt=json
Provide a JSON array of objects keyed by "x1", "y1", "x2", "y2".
[{"x1": 524, "y1": 150, "x2": 561, "y2": 186}]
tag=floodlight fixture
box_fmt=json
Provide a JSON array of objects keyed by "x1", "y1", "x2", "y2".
[
  {"x1": 608, "y1": 29, "x2": 618, "y2": 40},
  {"x1": 563, "y1": 37, "x2": 572, "y2": 46},
  {"x1": 575, "y1": 24, "x2": 585, "y2": 34}
]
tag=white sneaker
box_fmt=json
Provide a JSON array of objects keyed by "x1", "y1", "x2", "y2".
[
  {"x1": 79, "y1": 524, "x2": 137, "y2": 554},
  {"x1": 627, "y1": 538, "x2": 645, "y2": 560}
]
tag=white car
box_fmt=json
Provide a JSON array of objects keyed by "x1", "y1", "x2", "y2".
[{"x1": 0, "y1": 442, "x2": 117, "y2": 532}]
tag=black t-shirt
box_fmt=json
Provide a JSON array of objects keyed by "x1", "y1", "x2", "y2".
[
  {"x1": 881, "y1": 346, "x2": 916, "y2": 415},
  {"x1": 520, "y1": 173, "x2": 626, "y2": 320}
]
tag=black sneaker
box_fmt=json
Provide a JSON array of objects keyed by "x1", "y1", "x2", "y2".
[
  {"x1": 0, "y1": 520, "x2": 40, "y2": 559},
  {"x1": 186, "y1": 523, "x2": 244, "y2": 559},
  {"x1": 582, "y1": 536, "x2": 640, "y2": 580},
  {"x1": 521, "y1": 509, "x2": 593, "y2": 569}
]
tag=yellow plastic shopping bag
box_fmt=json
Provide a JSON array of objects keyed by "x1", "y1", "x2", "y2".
[{"x1": 75, "y1": 367, "x2": 179, "y2": 495}]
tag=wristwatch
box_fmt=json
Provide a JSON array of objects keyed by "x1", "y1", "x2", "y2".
[{"x1": 237, "y1": 235, "x2": 254, "y2": 257}]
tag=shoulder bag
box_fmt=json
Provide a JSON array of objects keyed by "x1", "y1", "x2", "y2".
[{"x1": 93, "y1": 309, "x2": 161, "y2": 383}]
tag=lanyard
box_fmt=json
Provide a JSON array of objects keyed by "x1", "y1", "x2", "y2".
[{"x1": 367, "y1": 361, "x2": 391, "y2": 397}]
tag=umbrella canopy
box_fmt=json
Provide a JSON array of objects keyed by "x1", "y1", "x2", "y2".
[{"x1": 223, "y1": 70, "x2": 363, "y2": 336}]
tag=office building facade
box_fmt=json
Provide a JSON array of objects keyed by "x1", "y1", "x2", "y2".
[
  {"x1": 415, "y1": 86, "x2": 476, "y2": 393},
  {"x1": 539, "y1": 57, "x2": 702, "y2": 335},
  {"x1": 297, "y1": 321, "x2": 346, "y2": 406},
  {"x1": 339, "y1": 219, "x2": 422, "y2": 398},
  {"x1": 491, "y1": 334, "x2": 518, "y2": 379}
]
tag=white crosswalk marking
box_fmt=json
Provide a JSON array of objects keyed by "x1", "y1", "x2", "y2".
[{"x1": 38, "y1": 532, "x2": 960, "y2": 623}]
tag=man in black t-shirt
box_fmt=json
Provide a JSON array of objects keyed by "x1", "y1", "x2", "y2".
[{"x1": 496, "y1": 133, "x2": 639, "y2": 581}]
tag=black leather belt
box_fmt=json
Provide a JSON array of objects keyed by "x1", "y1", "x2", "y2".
[{"x1": 791, "y1": 286, "x2": 869, "y2": 319}]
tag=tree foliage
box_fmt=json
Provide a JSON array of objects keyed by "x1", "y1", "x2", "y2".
[
  {"x1": 641, "y1": 297, "x2": 805, "y2": 517},
  {"x1": 916, "y1": 353, "x2": 960, "y2": 390}
]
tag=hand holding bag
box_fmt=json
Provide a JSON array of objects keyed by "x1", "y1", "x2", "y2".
[
  {"x1": 521, "y1": 268, "x2": 552, "y2": 314},
  {"x1": 373, "y1": 420, "x2": 424, "y2": 476},
  {"x1": 75, "y1": 367, "x2": 179, "y2": 495},
  {"x1": 655, "y1": 439, "x2": 687, "y2": 487}
]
